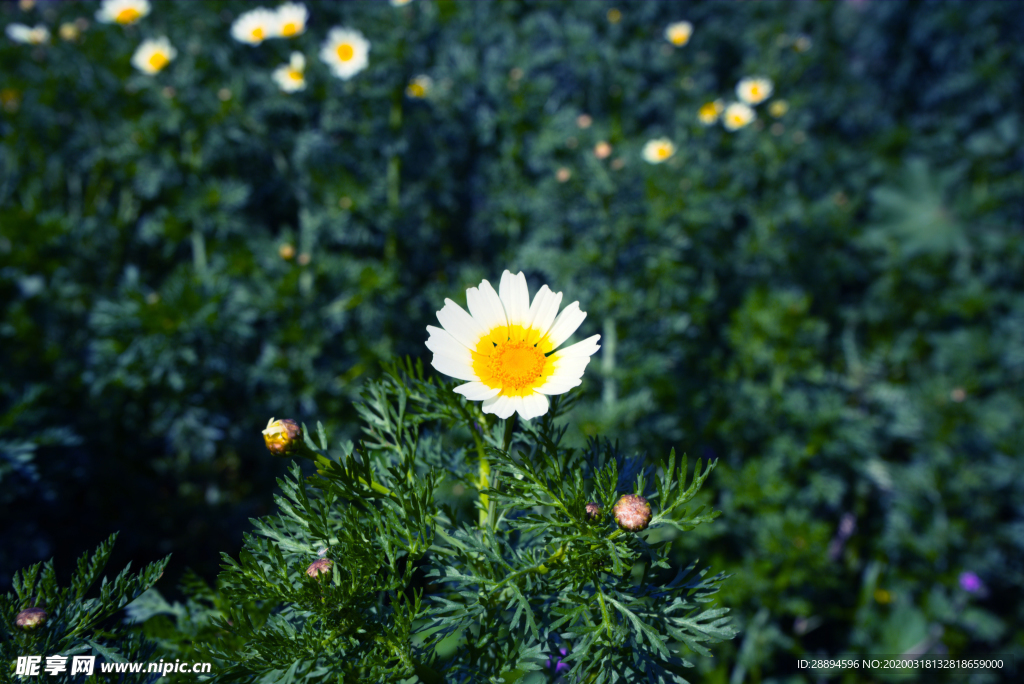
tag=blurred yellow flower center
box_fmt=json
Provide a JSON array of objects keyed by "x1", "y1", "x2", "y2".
[
  {"x1": 116, "y1": 8, "x2": 141, "y2": 24},
  {"x1": 148, "y1": 52, "x2": 169, "y2": 71},
  {"x1": 288, "y1": 69, "x2": 303, "y2": 82},
  {"x1": 251, "y1": 27, "x2": 264, "y2": 41},
  {"x1": 474, "y1": 337, "x2": 551, "y2": 395},
  {"x1": 281, "y1": 22, "x2": 299, "y2": 36},
  {"x1": 407, "y1": 83, "x2": 426, "y2": 98},
  {"x1": 656, "y1": 145, "x2": 671, "y2": 159},
  {"x1": 669, "y1": 29, "x2": 690, "y2": 45},
  {"x1": 337, "y1": 43, "x2": 355, "y2": 61},
  {"x1": 750, "y1": 85, "x2": 762, "y2": 98}
]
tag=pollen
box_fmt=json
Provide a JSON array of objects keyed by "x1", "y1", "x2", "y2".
[
  {"x1": 337, "y1": 43, "x2": 354, "y2": 61},
  {"x1": 476, "y1": 339, "x2": 548, "y2": 393},
  {"x1": 116, "y1": 8, "x2": 141, "y2": 24}
]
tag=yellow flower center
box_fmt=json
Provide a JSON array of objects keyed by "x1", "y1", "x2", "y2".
[
  {"x1": 670, "y1": 29, "x2": 689, "y2": 46},
  {"x1": 116, "y1": 8, "x2": 141, "y2": 24},
  {"x1": 251, "y1": 26, "x2": 264, "y2": 41},
  {"x1": 407, "y1": 82, "x2": 425, "y2": 98},
  {"x1": 281, "y1": 21, "x2": 299, "y2": 37},
  {"x1": 657, "y1": 145, "x2": 671, "y2": 159},
  {"x1": 473, "y1": 329, "x2": 554, "y2": 396},
  {"x1": 337, "y1": 43, "x2": 354, "y2": 61},
  {"x1": 750, "y1": 85, "x2": 762, "y2": 99},
  {"x1": 288, "y1": 68, "x2": 303, "y2": 82},
  {"x1": 148, "y1": 52, "x2": 169, "y2": 71}
]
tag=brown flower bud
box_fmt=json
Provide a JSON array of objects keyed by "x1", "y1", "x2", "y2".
[
  {"x1": 613, "y1": 494, "x2": 652, "y2": 532},
  {"x1": 16, "y1": 607, "x2": 48, "y2": 630},
  {"x1": 585, "y1": 502, "x2": 603, "y2": 523},
  {"x1": 306, "y1": 559, "x2": 332, "y2": 578},
  {"x1": 263, "y1": 418, "x2": 301, "y2": 456}
]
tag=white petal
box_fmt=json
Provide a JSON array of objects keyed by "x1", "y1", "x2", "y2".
[
  {"x1": 466, "y1": 279, "x2": 508, "y2": 334},
  {"x1": 526, "y1": 285, "x2": 563, "y2": 337},
  {"x1": 518, "y1": 393, "x2": 550, "y2": 420},
  {"x1": 436, "y1": 299, "x2": 486, "y2": 349},
  {"x1": 554, "y1": 334, "x2": 601, "y2": 359},
  {"x1": 426, "y1": 325, "x2": 472, "y2": 360},
  {"x1": 499, "y1": 271, "x2": 531, "y2": 327},
  {"x1": 453, "y1": 381, "x2": 501, "y2": 401},
  {"x1": 430, "y1": 354, "x2": 477, "y2": 381},
  {"x1": 534, "y1": 379, "x2": 581, "y2": 396},
  {"x1": 482, "y1": 394, "x2": 515, "y2": 419},
  {"x1": 552, "y1": 357, "x2": 593, "y2": 377},
  {"x1": 543, "y1": 302, "x2": 587, "y2": 350}
]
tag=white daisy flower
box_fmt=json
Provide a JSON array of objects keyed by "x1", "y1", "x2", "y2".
[
  {"x1": 641, "y1": 138, "x2": 676, "y2": 164},
  {"x1": 131, "y1": 36, "x2": 176, "y2": 75},
  {"x1": 231, "y1": 7, "x2": 278, "y2": 45},
  {"x1": 6, "y1": 23, "x2": 49, "y2": 45},
  {"x1": 697, "y1": 99, "x2": 724, "y2": 125},
  {"x1": 96, "y1": 0, "x2": 150, "y2": 26},
  {"x1": 735, "y1": 76, "x2": 773, "y2": 105},
  {"x1": 405, "y1": 74, "x2": 432, "y2": 98},
  {"x1": 426, "y1": 270, "x2": 601, "y2": 421},
  {"x1": 272, "y1": 52, "x2": 306, "y2": 92},
  {"x1": 320, "y1": 27, "x2": 370, "y2": 80},
  {"x1": 664, "y1": 21, "x2": 693, "y2": 47},
  {"x1": 276, "y1": 2, "x2": 307, "y2": 38},
  {"x1": 723, "y1": 102, "x2": 756, "y2": 131}
]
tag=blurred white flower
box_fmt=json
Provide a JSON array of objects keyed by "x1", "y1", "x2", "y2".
[
  {"x1": 96, "y1": 0, "x2": 150, "y2": 26},
  {"x1": 390, "y1": 0, "x2": 415, "y2": 6},
  {"x1": 426, "y1": 270, "x2": 600, "y2": 420},
  {"x1": 697, "y1": 99, "x2": 724, "y2": 125},
  {"x1": 641, "y1": 138, "x2": 676, "y2": 164},
  {"x1": 276, "y1": 2, "x2": 307, "y2": 38},
  {"x1": 405, "y1": 74, "x2": 432, "y2": 98},
  {"x1": 664, "y1": 21, "x2": 693, "y2": 47},
  {"x1": 231, "y1": 7, "x2": 278, "y2": 45},
  {"x1": 6, "y1": 23, "x2": 49, "y2": 45},
  {"x1": 723, "y1": 102, "x2": 756, "y2": 131},
  {"x1": 131, "y1": 36, "x2": 176, "y2": 75},
  {"x1": 272, "y1": 52, "x2": 307, "y2": 92},
  {"x1": 736, "y1": 76, "x2": 773, "y2": 105},
  {"x1": 320, "y1": 27, "x2": 370, "y2": 80}
]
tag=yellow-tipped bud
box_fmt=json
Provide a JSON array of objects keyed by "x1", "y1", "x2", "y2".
[{"x1": 263, "y1": 418, "x2": 301, "y2": 456}]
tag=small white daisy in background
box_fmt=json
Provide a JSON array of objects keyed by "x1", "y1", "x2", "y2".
[
  {"x1": 6, "y1": 23, "x2": 49, "y2": 45},
  {"x1": 405, "y1": 74, "x2": 432, "y2": 98},
  {"x1": 390, "y1": 0, "x2": 415, "y2": 6},
  {"x1": 641, "y1": 138, "x2": 676, "y2": 164},
  {"x1": 735, "y1": 76, "x2": 773, "y2": 105},
  {"x1": 276, "y1": 2, "x2": 307, "y2": 38},
  {"x1": 664, "y1": 21, "x2": 693, "y2": 47},
  {"x1": 231, "y1": 7, "x2": 278, "y2": 45},
  {"x1": 769, "y1": 99, "x2": 789, "y2": 118},
  {"x1": 131, "y1": 36, "x2": 176, "y2": 74},
  {"x1": 723, "y1": 102, "x2": 756, "y2": 130},
  {"x1": 697, "y1": 99, "x2": 724, "y2": 125},
  {"x1": 272, "y1": 52, "x2": 306, "y2": 92},
  {"x1": 320, "y1": 27, "x2": 370, "y2": 80},
  {"x1": 426, "y1": 270, "x2": 601, "y2": 421},
  {"x1": 59, "y1": 22, "x2": 80, "y2": 41},
  {"x1": 95, "y1": 0, "x2": 150, "y2": 26}
]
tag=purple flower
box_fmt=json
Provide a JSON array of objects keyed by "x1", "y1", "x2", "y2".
[
  {"x1": 546, "y1": 647, "x2": 569, "y2": 674},
  {"x1": 959, "y1": 571, "x2": 984, "y2": 594}
]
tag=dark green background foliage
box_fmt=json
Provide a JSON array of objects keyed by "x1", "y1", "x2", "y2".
[{"x1": 1, "y1": 0, "x2": 1022, "y2": 681}]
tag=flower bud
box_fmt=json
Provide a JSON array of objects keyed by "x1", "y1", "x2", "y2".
[
  {"x1": 263, "y1": 418, "x2": 301, "y2": 456},
  {"x1": 585, "y1": 502, "x2": 602, "y2": 523},
  {"x1": 613, "y1": 494, "x2": 652, "y2": 532},
  {"x1": 16, "y1": 607, "x2": 48, "y2": 630},
  {"x1": 306, "y1": 558, "x2": 332, "y2": 578}
]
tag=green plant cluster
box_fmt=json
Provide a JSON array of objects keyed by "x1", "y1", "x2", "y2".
[
  {"x1": 130, "y1": 361, "x2": 732, "y2": 682},
  {"x1": 2, "y1": 0, "x2": 1023, "y2": 682}
]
